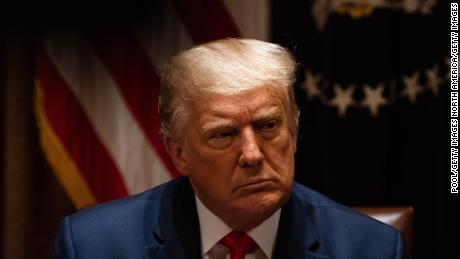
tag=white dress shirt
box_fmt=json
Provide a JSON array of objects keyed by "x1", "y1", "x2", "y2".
[{"x1": 195, "y1": 195, "x2": 281, "y2": 259}]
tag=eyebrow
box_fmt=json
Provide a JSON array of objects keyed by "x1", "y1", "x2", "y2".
[
  {"x1": 252, "y1": 106, "x2": 284, "y2": 122},
  {"x1": 200, "y1": 106, "x2": 284, "y2": 133},
  {"x1": 201, "y1": 120, "x2": 235, "y2": 133}
]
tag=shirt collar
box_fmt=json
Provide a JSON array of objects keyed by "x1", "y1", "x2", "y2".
[{"x1": 195, "y1": 194, "x2": 281, "y2": 258}]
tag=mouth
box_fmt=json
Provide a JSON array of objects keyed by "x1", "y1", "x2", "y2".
[{"x1": 239, "y1": 179, "x2": 278, "y2": 193}]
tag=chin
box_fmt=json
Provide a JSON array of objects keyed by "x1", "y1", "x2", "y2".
[
  {"x1": 242, "y1": 191, "x2": 284, "y2": 216},
  {"x1": 228, "y1": 193, "x2": 283, "y2": 231}
]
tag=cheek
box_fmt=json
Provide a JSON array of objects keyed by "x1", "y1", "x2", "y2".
[
  {"x1": 192, "y1": 148, "x2": 237, "y2": 173},
  {"x1": 187, "y1": 148, "x2": 238, "y2": 189},
  {"x1": 264, "y1": 133, "x2": 296, "y2": 179},
  {"x1": 273, "y1": 133, "x2": 296, "y2": 161}
]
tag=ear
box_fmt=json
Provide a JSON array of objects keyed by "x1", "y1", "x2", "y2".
[
  {"x1": 288, "y1": 128, "x2": 297, "y2": 153},
  {"x1": 163, "y1": 136, "x2": 190, "y2": 176},
  {"x1": 292, "y1": 133, "x2": 297, "y2": 152}
]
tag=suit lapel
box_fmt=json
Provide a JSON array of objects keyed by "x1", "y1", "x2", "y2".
[
  {"x1": 273, "y1": 191, "x2": 330, "y2": 259},
  {"x1": 144, "y1": 177, "x2": 202, "y2": 259},
  {"x1": 171, "y1": 177, "x2": 202, "y2": 259},
  {"x1": 144, "y1": 178, "x2": 329, "y2": 259}
]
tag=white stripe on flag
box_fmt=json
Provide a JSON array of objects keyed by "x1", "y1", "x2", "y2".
[
  {"x1": 135, "y1": 0, "x2": 195, "y2": 69},
  {"x1": 44, "y1": 33, "x2": 172, "y2": 195}
]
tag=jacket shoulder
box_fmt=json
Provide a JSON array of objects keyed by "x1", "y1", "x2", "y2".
[
  {"x1": 293, "y1": 182, "x2": 397, "y2": 230},
  {"x1": 292, "y1": 183, "x2": 406, "y2": 259},
  {"x1": 55, "y1": 179, "x2": 177, "y2": 258}
]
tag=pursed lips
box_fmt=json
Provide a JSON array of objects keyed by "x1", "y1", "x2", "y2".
[{"x1": 238, "y1": 178, "x2": 278, "y2": 192}]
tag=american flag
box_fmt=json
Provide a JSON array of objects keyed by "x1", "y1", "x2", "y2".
[{"x1": 34, "y1": 0, "x2": 270, "y2": 209}]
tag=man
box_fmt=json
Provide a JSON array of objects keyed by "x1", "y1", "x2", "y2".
[{"x1": 56, "y1": 38, "x2": 405, "y2": 259}]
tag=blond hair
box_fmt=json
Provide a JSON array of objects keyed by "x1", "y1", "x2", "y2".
[{"x1": 159, "y1": 38, "x2": 298, "y2": 139}]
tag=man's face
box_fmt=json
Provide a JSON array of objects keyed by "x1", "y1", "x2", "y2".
[{"x1": 166, "y1": 87, "x2": 296, "y2": 230}]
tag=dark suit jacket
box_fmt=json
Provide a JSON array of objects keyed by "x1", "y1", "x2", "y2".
[{"x1": 56, "y1": 177, "x2": 405, "y2": 259}]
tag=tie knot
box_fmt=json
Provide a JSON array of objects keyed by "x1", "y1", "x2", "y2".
[{"x1": 220, "y1": 231, "x2": 256, "y2": 259}]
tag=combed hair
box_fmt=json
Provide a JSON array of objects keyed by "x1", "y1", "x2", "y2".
[{"x1": 159, "y1": 38, "x2": 298, "y2": 139}]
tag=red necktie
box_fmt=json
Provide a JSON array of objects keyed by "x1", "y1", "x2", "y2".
[{"x1": 220, "y1": 231, "x2": 256, "y2": 259}]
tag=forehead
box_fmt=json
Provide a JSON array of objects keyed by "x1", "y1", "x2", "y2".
[{"x1": 192, "y1": 87, "x2": 285, "y2": 123}]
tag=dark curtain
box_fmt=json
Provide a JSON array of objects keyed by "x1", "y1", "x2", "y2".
[
  {"x1": 1, "y1": 32, "x2": 5, "y2": 259},
  {"x1": 272, "y1": 1, "x2": 457, "y2": 258},
  {"x1": 1, "y1": 33, "x2": 75, "y2": 259}
]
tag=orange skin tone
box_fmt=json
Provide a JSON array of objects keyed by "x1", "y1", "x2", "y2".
[{"x1": 164, "y1": 87, "x2": 296, "y2": 231}]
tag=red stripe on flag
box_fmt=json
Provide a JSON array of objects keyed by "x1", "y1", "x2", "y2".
[
  {"x1": 172, "y1": 0, "x2": 240, "y2": 43},
  {"x1": 36, "y1": 42, "x2": 129, "y2": 202},
  {"x1": 88, "y1": 34, "x2": 181, "y2": 178}
]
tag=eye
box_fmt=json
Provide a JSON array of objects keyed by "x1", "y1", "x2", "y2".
[
  {"x1": 211, "y1": 131, "x2": 234, "y2": 139},
  {"x1": 262, "y1": 121, "x2": 278, "y2": 130},
  {"x1": 259, "y1": 120, "x2": 281, "y2": 139},
  {"x1": 260, "y1": 120, "x2": 280, "y2": 131},
  {"x1": 207, "y1": 130, "x2": 235, "y2": 149}
]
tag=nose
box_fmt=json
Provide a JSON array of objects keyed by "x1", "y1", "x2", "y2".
[{"x1": 238, "y1": 127, "x2": 264, "y2": 168}]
